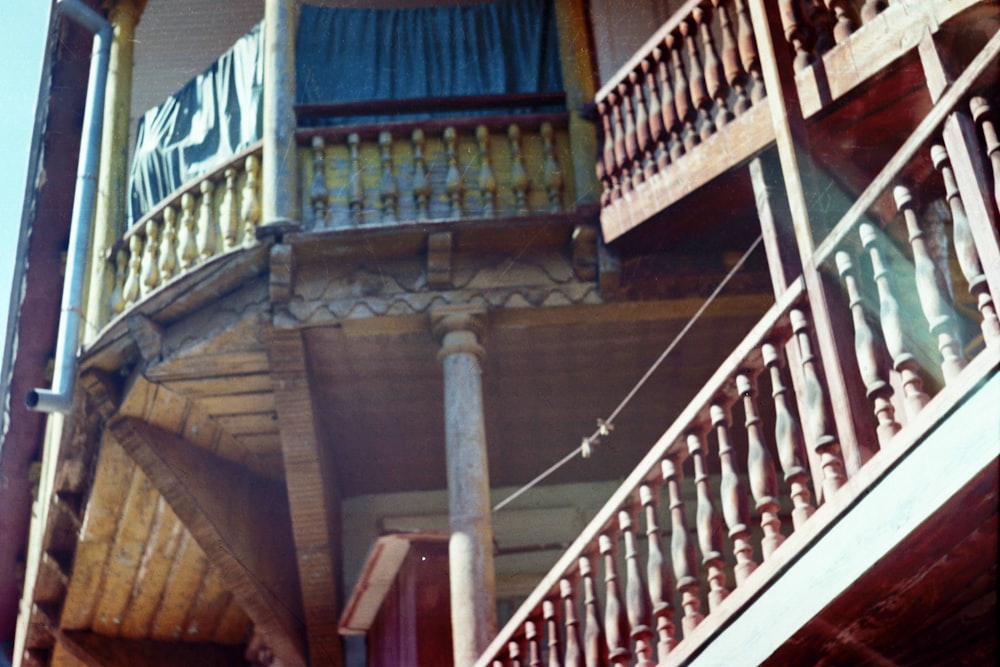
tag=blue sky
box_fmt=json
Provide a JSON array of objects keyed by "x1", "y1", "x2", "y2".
[{"x1": 1, "y1": 2, "x2": 53, "y2": 355}]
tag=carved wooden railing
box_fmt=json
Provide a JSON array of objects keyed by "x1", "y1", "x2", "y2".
[
  {"x1": 107, "y1": 143, "x2": 263, "y2": 317},
  {"x1": 592, "y1": 0, "x2": 959, "y2": 237},
  {"x1": 295, "y1": 94, "x2": 572, "y2": 230},
  {"x1": 475, "y1": 35, "x2": 1000, "y2": 667}
]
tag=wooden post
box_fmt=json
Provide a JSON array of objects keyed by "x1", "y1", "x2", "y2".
[
  {"x1": 432, "y1": 306, "x2": 498, "y2": 666},
  {"x1": 84, "y1": 0, "x2": 142, "y2": 340},
  {"x1": 747, "y1": 0, "x2": 876, "y2": 479},
  {"x1": 263, "y1": 0, "x2": 299, "y2": 230}
]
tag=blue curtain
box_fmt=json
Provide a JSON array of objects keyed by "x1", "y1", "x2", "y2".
[
  {"x1": 128, "y1": 0, "x2": 563, "y2": 223},
  {"x1": 296, "y1": 0, "x2": 563, "y2": 111}
]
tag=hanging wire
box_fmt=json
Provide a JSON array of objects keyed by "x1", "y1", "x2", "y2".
[{"x1": 493, "y1": 233, "x2": 764, "y2": 512}]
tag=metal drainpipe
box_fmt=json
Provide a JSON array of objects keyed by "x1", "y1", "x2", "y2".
[{"x1": 26, "y1": 0, "x2": 112, "y2": 414}]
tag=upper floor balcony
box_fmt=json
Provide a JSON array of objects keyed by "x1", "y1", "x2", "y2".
[{"x1": 86, "y1": 0, "x2": 598, "y2": 341}]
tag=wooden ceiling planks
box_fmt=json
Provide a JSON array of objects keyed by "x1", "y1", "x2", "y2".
[
  {"x1": 118, "y1": 497, "x2": 183, "y2": 638},
  {"x1": 89, "y1": 471, "x2": 161, "y2": 636}
]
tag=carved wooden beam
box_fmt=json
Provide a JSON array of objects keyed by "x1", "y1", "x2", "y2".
[
  {"x1": 108, "y1": 417, "x2": 307, "y2": 667},
  {"x1": 266, "y1": 328, "x2": 344, "y2": 667},
  {"x1": 54, "y1": 629, "x2": 246, "y2": 667}
]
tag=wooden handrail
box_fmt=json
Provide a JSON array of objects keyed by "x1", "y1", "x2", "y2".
[
  {"x1": 295, "y1": 111, "x2": 569, "y2": 144},
  {"x1": 295, "y1": 92, "x2": 567, "y2": 120},
  {"x1": 473, "y1": 277, "x2": 805, "y2": 667}
]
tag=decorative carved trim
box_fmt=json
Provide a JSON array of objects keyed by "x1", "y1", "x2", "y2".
[
  {"x1": 427, "y1": 232, "x2": 453, "y2": 289},
  {"x1": 269, "y1": 243, "x2": 295, "y2": 304},
  {"x1": 127, "y1": 314, "x2": 164, "y2": 365}
]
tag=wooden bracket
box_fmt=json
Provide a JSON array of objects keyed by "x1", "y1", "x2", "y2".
[
  {"x1": 427, "y1": 232, "x2": 453, "y2": 289},
  {"x1": 127, "y1": 314, "x2": 164, "y2": 367},
  {"x1": 270, "y1": 243, "x2": 296, "y2": 304}
]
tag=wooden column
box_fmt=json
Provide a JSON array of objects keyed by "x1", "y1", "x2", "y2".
[
  {"x1": 263, "y1": 0, "x2": 299, "y2": 229},
  {"x1": 432, "y1": 306, "x2": 498, "y2": 667},
  {"x1": 84, "y1": 0, "x2": 143, "y2": 340},
  {"x1": 747, "y1": 0, "x2": 875, "y2": 479},
  {"x1": 267, "y1": 328, "x2": 344, "y2": 667}
]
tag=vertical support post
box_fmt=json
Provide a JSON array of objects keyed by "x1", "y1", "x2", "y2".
[
  {"x1": 263, "y1": 0, "x2": 299, "y2": 229},
  {"x1": 552, "y1": 0, "x2": 598, "y2": 206},
  {"x1": 747, "y1": 0, "x2": 876, "y2": 480},
  {"x1": 84, "y1": 0, "x2": 141, "y2": 341},
  {"x1": 432, "y1": 306, "x2": 498, "y2": 667}
]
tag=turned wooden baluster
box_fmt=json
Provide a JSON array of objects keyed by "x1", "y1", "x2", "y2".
[
  {"x1": 509, "y1": 125, "x2": 529, "y2": 214},
  {"x1": 859, "y1": 222, "x2": 930, "y2": 417},
  {"x1": 860, "y1": 0, "x2": 887, "y2": 22},
  {"x1": 823, "y1": 0, "x2": 856, "y2": 43},
  {"x1": 579, "y1": 555, "x2": 607, "y2": 667},
  {"x1": 642, "y1": 56, "x2": 665, "y2": 176},
  {"x1": 894, "y1": 184, "x2": 967, "y2": 381},
  {"x1": 638, "y1": 483, "x2": 677, "y2": 661},
  {"x1": 681, "y1": 16, "x2": 714, "y2": 141},
  {"x1": 197, "y1": 180, "x2": 217, "y2": 262},
  {"x1": 607, "y1": 92, "x2": 628, "y2": 198},
  {"x1": 139, "y1": 220, "x2": 160, "y2": 297},
  {"x1": 735, "y1": 0, "x2": 764, "y2": 104},
  {"x1": 241, "y1": 155, "x2": 261, "y2": 244},
  {"x1": 627, "y1": 74, "x2": 647, "y2": 189},
  {"x1": 347, "y1": 133, "x2": 364, "y2": 224},
  {"x1": 620, "y1": 82, "x2": 639, "y2": 187},
  {"x1": 779, "y1": 0, "x2": 815, "y2": 72},
  {"x1": 790, "y1": 308, "x2": 848, "y2": 497},
  {"x1": 662, "y1": 456, "x2": 704, "y2": 635},
  {"x1": 599, "y1": 534, "x2": 630, "y2": 666},
  {"x1": 596, "y1": 147, "x2": 612, "y2": 209},
  {"x1": 619, "y1": 509, "x2": 654, "y2": 667},
  {"x1": 309, "y1": 136, "x2": 329, "y2": 229},
  {"x1": 221, "y1": 167, "x2": 240, "y2": 249},
  {"x1": 560, "y1": 579, "x2": 583, "y2": 667},
  {"x1": 544, "y1": 599, "x2": 563, "y2": 667},
  {"x1": 123, "y1": 234, "x2": 142, "y2": 306},
  {"x1": 835, "y1": 251, "x2": 901, "y2": 446},
  {"x1": 801, "y1": 0, "x2": 834, "y2": 56},
  {"x1": 970, "y1": 96, "x2": 1000, "y2": 216},
  {"x1": 159, "y1": 206, "x2": 178, "y2": 282},
  {"x1": 687, "y1": 431, "x2": 729, "y2": 611},
  {"x1": 736, "y1": 372, "x2": 785, "y2": 558},
  {"x1": 379, "y1": 131, "x2": 398, "y2": 223},
  {"x1": 762, "y1": 343, "x2": 815, "y2": 527},
  {"x1": 698, "y1": 2, "x2": 732, "y2": 130},
  {"x1": 526, "y1": 620, "x2": 543, "y2": 667},
  {"x1": 932, "y1": 143, "x2": 1000, "y2": 347},
  {"x1": 109, "y1": 247, "x2": 128, "y2": 315},
  {"x1": 412, "y1": 129, "x2": 431, "y2": 220},
  {"x1": 541, "y1": 123, "x2": 563, "y2": 213},
  {"x1": 508, "y1": 640, "x2": 524, "y2": 667},
  {"x1": 669, "y1": 32, "x2": 699, "y2": 153},
  {"x1": 178, "y1": 192, "x2": 198, "y2": 270},
  {"x1": 477, "y1": 126, "x2": 498, "y2": 216},
  {"x1": 599, "y1": 101, "x2": 620, "y2": 203},
  {"x1": 655, "y1": 44, "x2": 683, "y2": 165},
  {"x1": 714, "y1": 0, "x2": 749, "y2": 116},
  {"x1": 710, "y1": 403, "x2": 757, "y2": 584}
]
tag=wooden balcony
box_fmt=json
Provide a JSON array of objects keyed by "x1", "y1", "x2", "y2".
[
  {"x1": 476, "y1": 23, "x2": 1000, "y2": 667},
  {"x1": 594, "y1": 0, "x2": 997, "y2": 242},
  {"x1": 99, "y1": 94, "x2": 580, "y2": 336}
]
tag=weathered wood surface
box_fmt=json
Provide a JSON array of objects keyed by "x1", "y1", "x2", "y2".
[
  {"x1": 267, "y1": 328, "x2": 344, "y2": 667},
  {"x1": 110, "y1": 417, "x2": 307, "y2": 667}
]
